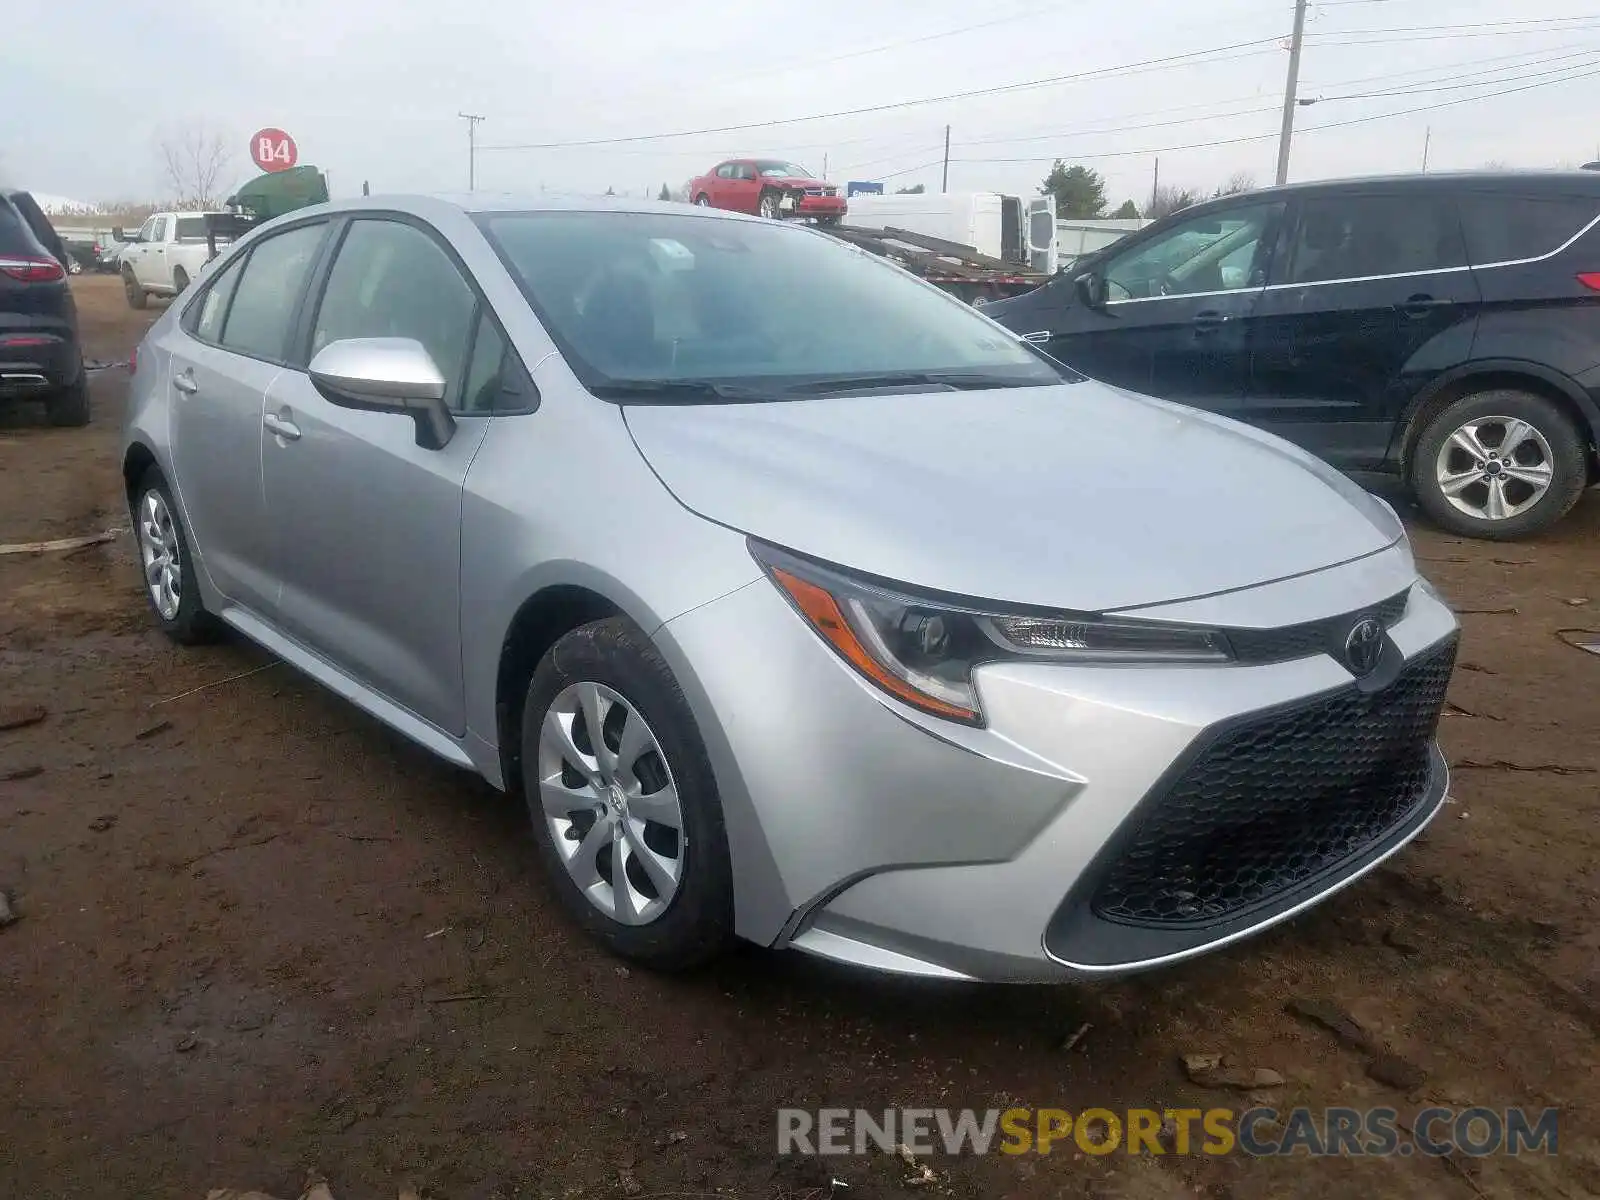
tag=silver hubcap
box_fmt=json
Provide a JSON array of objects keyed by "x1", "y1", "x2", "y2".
[
  {"x1": 760, "y1": 195, "x2": 778, "y2": 218},
  {"x1": 696, "y1": 196, "x2": 710, "y2": 206},
  {"x1": 137, "y1": 490, "x2": 182, "y2": 620},
  {"x1": 1435, "y1": 415, "x2": 1555, "y2": 521},
  {"x1": 537, "y1": 681, "x2": 685, "y2": 926}
]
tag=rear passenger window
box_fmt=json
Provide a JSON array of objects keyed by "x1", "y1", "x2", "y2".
[
  {"x1": 185, "y1": 257, "x2": 245, "y2": 343},
  {"x1": 1459, "y1": 195, "x2": 1598, "y2": 264},
  {"x1": 219, "y1": 223, "x2": 326, "y2": 362},
  {"x1": 1285, "y1": 195, "x2": 1465, "y2": 284}
]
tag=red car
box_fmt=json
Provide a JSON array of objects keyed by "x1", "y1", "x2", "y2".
[{"x1": 685, "y1": 159, "x2": 847, "y2": 224}]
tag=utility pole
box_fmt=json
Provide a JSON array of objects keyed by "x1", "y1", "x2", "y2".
[
  {"x1": 822, "y1": 152, "x2": 829, "y2": 179},
  {"x1": 1274, "y1": 0, "x2": 1309, "y2": 186},
  {"x1": 941, "y1": 125, "x2": 951, "y2": 193},
  {"x1": 1421, "y1": 126, "x2": 1432, "y2": 172},
  {"x1": 458, "y1": 112, "x2": 486, "y2": 191},
  {"x1": 1150, "y1": 157, "x2": 1160, "y2": 214}
]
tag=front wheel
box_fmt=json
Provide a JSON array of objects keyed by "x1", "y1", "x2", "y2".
[
  {"x1": 1411, "y1": 388, "x2": 1588, "y2": 540},
  {"x1": 758, "y1": 190, "x2": 782, "y2": 220},
  {"x1": 520, "y1": 617, "x2": 734, "y2": 971}
]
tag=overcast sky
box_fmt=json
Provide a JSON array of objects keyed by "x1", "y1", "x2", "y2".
[{"x1": 5, "y1": 0, "x2": 1599, "y2": 209}]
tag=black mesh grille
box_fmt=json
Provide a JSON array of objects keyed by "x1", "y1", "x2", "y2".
[
  {"x1": 1092, "y1": 637, "x2": 1456, "y2": 927},
  {"x1": 1225, "y1": 589, "x2": 1410, "y2": 664}
]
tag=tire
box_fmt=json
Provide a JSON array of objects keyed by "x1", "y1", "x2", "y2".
[
  {"x1": 817, "y1": 215, "x2": 841, "y2": 228},
  {"x1": 45, "y1": 368, "x2": 90, "y2": 427},
  {"x1": 67, "y1": 257, "x2": 82, "y2": 275},
  {"x1": 758, "y1": 190, "x2": 782, "y2": 220},
  {"x1": 695, "y1": 193, "x2": 711, "y2": 207},
  {"x1": 520, "y1": 617, "x2": 734, "y2": 971},
  {"x1": 131, "y1": 466, "x2": 223, "y2": 644},
  {"x1": 1411, "y1": 388, "x2": 1588, "y2": 540},
  {"x1": 122, "y1": 266, "x2": 147, "y2": 310},
  {"x1": 172, "y1": 267, "x2": 189, "y2": 293}
]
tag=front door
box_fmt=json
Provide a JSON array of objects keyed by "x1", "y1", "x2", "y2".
[
  {"x1": 260, "y1": 215, "x2": 494, "y2": 734},
  {"x1": 1043, "y1": 200, "x2": 1285, "y2": 411},
  {"x1": 1245, "y1": 191, "x2": 1481, "y2": 468},
  {"x1": 724, "y1": 162, "x2": 761, "y2": 214},
  {"x1": 165, "y1": 220, "x2": 329, "y2": 615}
]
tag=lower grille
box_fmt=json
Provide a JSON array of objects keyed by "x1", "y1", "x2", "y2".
[{"x1": 1092, "y1": 637, "x2": 1457, "y2": 927}]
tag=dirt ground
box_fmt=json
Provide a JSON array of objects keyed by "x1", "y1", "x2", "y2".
[{"x1": 2, "y1": 275, "x2": 1597, "y2": 1200}]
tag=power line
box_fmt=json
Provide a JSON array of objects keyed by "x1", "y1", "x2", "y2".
[
  {"x1": 952, "y1": 61, "x2": 1600, "y2": 164},
  {"x1": 1319, "y1": 53, "x2": 1600, "y2": 101},
  {"x1": 1311, "y1": 14, "x2": 1600, "y2": 35},
  {"x1": 477, "y1": 35, "x2": 1288, "y2": 152}
]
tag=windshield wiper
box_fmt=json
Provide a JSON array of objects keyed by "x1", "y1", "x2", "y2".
[
  {"x1": 588, "y1": 379, "x2": 783, "y2": 402},
  {"x1": 775, "y1": 371, "x2": 1058, "y2": 395}
]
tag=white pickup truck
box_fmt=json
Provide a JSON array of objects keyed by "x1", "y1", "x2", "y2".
[{"x1": 117, "y1": 211, "x2": 230, "y2": 309}]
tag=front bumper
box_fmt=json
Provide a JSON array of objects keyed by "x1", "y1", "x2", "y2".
[
  {"x1": 776, "y1": 191, "x2": 847, "y2": 218},
  {"x1": 656, "y1": 544, "x2": 1459, "y2": 982}
]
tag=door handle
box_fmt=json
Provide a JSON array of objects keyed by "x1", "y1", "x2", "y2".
[
  {"x1": 172, "y1": 370, "x2": 198, "y2": 395},
  {"x1": 263, "y1": 412, "x2": 302, "y2": 441},
  {"x1": 1399, "y1": 294, "x2": 1451, "y2": 318}
]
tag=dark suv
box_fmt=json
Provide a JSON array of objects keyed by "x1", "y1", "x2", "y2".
[
  {"x1": 985, "y1": 171, "x2": 1600, "y2": 539},
  {"x1": 0, "y1": 190, "x2": 88, "y2": 426}
]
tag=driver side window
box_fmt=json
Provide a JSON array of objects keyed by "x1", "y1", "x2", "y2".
[{"x1": 1104, "y1": 203, "x2": 1280, "y2": 301}]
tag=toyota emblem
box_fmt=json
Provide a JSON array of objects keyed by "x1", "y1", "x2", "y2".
[{"x1": 1344, "y1": 617, "x2": 1385, "y2": 676}]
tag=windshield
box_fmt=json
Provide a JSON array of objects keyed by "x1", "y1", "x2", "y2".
[
  {"x1": 478, "y1": 210, "x2": 1074, "y2": 399},
  {"x1": 755, "y1": 161, "x2": 809, "y2": 178}
]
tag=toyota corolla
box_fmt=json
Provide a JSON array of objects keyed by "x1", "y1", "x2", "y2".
[{"x1": 120, "y1": 195, "x2": 1459, "y2": 981}]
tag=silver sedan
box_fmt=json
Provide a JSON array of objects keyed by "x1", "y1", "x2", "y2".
[{"x1": 120, "y1": 195, "x2": 1460, "y2": 982}]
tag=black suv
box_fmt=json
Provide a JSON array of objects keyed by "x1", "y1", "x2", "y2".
[
  {"x1": 0, "y1": 189, "x2": 88, "y2": 426},
  {"x1": 986, "y1": 171, "x2": 1600, "y2": 539}
]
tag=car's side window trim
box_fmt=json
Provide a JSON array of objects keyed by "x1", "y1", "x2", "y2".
[
  {"x1": 294, "y1": 209, "x2": 538, "y2": 413},
  {"x1": 1103, "y1": 190, "x2": 1600, "y2": 304},
  {"x1": 1462, "y1": 202, "x2": 1600, "y2": 270}
]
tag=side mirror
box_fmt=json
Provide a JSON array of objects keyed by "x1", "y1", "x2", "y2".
[
  {"x1": 1075, "y1": 271, "x2": 1109, "y2": 309},
  {"x1": 308, "y1": 337, "x2": 456, "y2": 450}
]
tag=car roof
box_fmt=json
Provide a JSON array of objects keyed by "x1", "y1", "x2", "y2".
[
  {"x1": 1187, "y1": 169, "x2": 1600, "y2": 209},
  {"x1": 271, "y1": 193, "x2": 774, "y2": 222}
]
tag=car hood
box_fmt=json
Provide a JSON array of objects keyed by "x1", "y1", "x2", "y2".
[{"x1": 623, "y1": 381, "x2": 1404, "y2": 612}]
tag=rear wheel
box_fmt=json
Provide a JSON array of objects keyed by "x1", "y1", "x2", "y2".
[
  {"x1": 45, "y1": 367, "x2": 90, "y2": 427},
  {"x1": 122, "y1": 266, "x2": 147, "y2": 310},
  {"x1": 1411, "y1": 388, "x2": 1588, "y2": 540},
  {"x1": 520, "y1": 617, "x2": 734, "y2": 971},
  {"x1": 132, "y1": 467, "x2": 223, "y2": 644},
  {"x1": 695, "y1": 193, "x2": 711, "y2": 207}
]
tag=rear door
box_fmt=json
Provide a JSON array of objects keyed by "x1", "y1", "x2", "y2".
[
  {"x1": 165, "y1": 220, "x2": 329, "y2": 615},
  {"x1": 1244, "y1": 190, "x2": 1479, "y2": 468},
  {"x1": 1043, "y1": 199, "x2": 1283, "y2": 410},
  {"x1": 259, "y1": 214, "x2": 494, "y2": 734},
  {"x1": 1026, "y1": 194, "x2": 1057, "y2": 274}
]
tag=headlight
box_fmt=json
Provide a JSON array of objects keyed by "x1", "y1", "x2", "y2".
[{"x1": 750, "y1": 541, "x2": 1232, "y2": 726}]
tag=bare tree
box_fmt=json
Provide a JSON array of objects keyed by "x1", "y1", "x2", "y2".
[
  {"x1": 1148, "y1": 185, "x2": 1203, "y2": 219},
  {"x1": 158, "y1": 127, "x2": 233, "y2": 208},
  {"x1": 1214, "y1": 171, "x2": 1257, "y2": 197}
]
